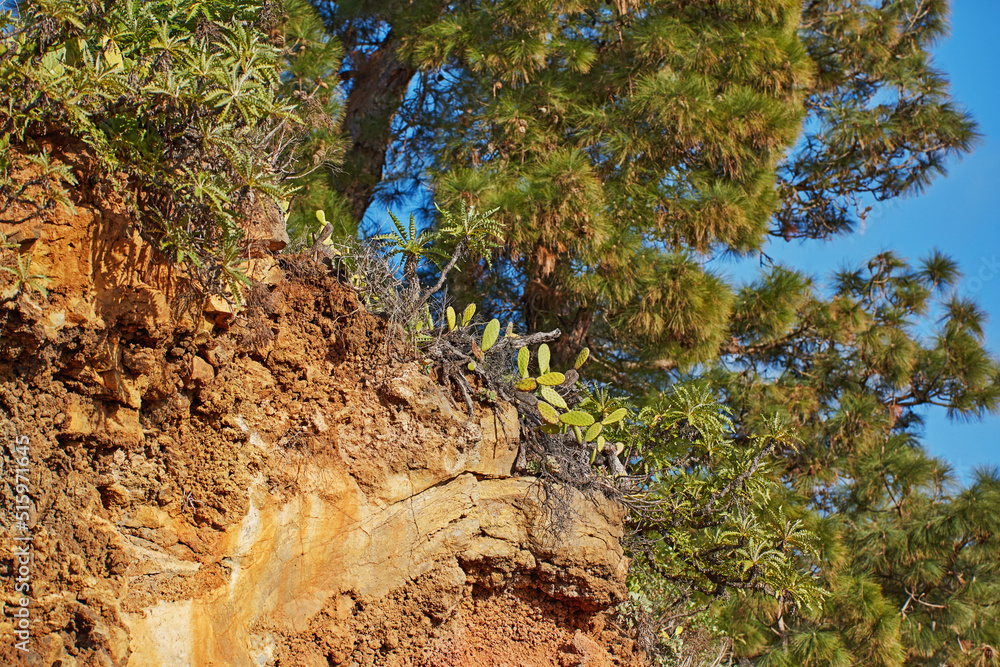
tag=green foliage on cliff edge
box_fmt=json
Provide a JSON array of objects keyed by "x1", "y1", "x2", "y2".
[
  {"x1": 351, "y1": 208, "x2": 827, "y2": 663},
  {"x1": 0, "y1": 0, "x2": 343, "y2": 296}
]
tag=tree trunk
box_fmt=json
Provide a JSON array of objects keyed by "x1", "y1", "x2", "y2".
[{"x1": 335, "y1": 31, "x2": 416, "y2": 222}]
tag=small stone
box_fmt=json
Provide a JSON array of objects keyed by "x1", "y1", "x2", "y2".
[
  {"x1": 190, "y1": 356, "x2": 215, "y2": 385},
  {"x1": 334, "y1": 596, "x2": 354, "y2": 620},
  {"x1": 105, "y1": 405, "x2": 142, "y2": 445},
  {"x1": 570, "y1": 630, "x2": 602, "y2": 658},
  {"x1": 42, "y1": 310, "x2": 66, "y2": 338},
  {"x1": 248, "y1": 256, "x2": 284, "y2": 287},
  {"x1": 312, "y1": 407, "x2": 329, "y2": 433},
  {"x1": 204, "y1": 294, "x2": 234, "y2": 318},
  {"x1": 16, "y1": 292, "x2": 43, "y2": 320},
  {"x1": 205, "y1": 344, "x2": 232, "y2": 367},
  {"x1": 99, "y1": 482, "x2": 131, "y2": 508}
]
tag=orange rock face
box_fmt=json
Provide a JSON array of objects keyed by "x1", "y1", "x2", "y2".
[{"x1": 0, "y1": 140, "x2": 642, "y2": 666}]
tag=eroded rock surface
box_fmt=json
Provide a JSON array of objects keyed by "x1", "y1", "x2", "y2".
[{"x1": 0, "y1": 140, "x2": 640, "y2": 666}]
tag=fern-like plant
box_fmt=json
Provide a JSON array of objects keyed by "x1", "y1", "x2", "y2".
[
  {"x1": 0, "y1": 250, "x2": 49, "y2": 300},
  {"x1": 374, "y1": 211, "x2": 446, "y2": 288}
]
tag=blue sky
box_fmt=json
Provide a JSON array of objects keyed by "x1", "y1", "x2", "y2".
[{"x1": 720, "y1": 3, "x2": 1000, "y2": 480}]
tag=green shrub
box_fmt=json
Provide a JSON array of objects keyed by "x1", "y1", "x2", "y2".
[
  {"x1": 619, "y1": 385, "x2": 825, "y2": 661},
  {"x1": 0, "y1": 0, "x2": 328, "y2": 295}
]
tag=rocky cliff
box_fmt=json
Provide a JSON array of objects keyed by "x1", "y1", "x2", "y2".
[{"x1": 0, "y1": 139, "x2": 642, "y2": 666}]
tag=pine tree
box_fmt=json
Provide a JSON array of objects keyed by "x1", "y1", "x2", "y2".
[
  {"x1": 711, "y1": 253, "x2": 1000, "y2": 666},
  {"x1": 306, "y1": 0, "x2": 813, "y2": 369},
  {"x1": 298, "y1": 0, "x2": 977, "y2": 380},
  {"x1": 275, "y1": 0, "x2": 350, "y2": 241},
  {"x1": 775, "y1": 0, "x2": 979, "y2": 241}
]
